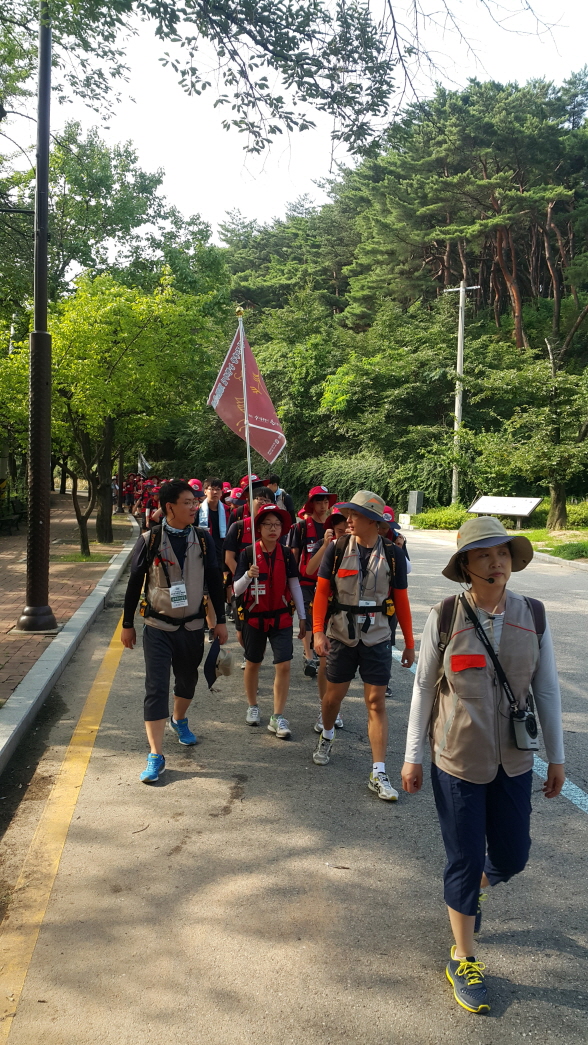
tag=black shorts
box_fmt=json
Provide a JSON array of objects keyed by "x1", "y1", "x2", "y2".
[
  {"x1": 326, "y1": 637, "x2": 392, "y2": 686},
  {"x1": 242, "y1": 622, "x2": 293, "y2": 664}
]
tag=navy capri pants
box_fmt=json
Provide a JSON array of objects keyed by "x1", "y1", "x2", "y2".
[
  {"x1": 143, "y1": 624, "x2": 204, "y2": 721},
  {"x1": 431, "y1": 763, "x2": 532, "y2": 916}
]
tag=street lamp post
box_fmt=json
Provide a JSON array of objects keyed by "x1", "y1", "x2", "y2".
[
  {"x1": 444, "y1": 280, "x2": 480, "y2": 505},
  {"x1": 16, "y1": 0, "x2": 57, "y2": 632}
]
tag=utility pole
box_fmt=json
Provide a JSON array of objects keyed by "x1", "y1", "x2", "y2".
[
  {"x1": 444, "y1": 280, "x2": 480, "y2": 505},
  {"x1": 17, "y1": 0, "x2": 57, "y2": 632}
]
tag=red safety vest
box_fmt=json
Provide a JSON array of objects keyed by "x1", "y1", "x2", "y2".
[
  {"x1": 298, "y1": 517, "x2": 324, "y2": 587},
  {"x1": 243, "y1": 541, "x2": 293, "y2": 631}
]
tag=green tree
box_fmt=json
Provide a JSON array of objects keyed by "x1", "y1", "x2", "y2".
[{"x1": 46, "y1": 272, "x2": 226, "y2": 552}]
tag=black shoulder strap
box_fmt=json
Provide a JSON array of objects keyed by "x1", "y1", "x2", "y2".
[
  {"x1": 146, "y1": 525, "x2": 162, "y2": 567},
  {"x1": 192, "y1": 525, "x2": 208, "y2": 560},
  {"x1": 245, "y1": 543, "x2": 254, "y2": 566},
  {"x1": 381, "y1": 538, "x2": 396, "y2": 580},
  {"x1": 330, "y1": 533, "x2": 351, "y2": 590},
  {"x1": 524, "y1": 596, "x2": 546, "y2": 642},
  {"x1": 437, "y1": 595, "x2": 459, "y2": 653}
]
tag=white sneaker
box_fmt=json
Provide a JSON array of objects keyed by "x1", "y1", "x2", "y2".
[
  {"x1": 268, "y1": 715, "x2": 291, "y2": 739},
  {"x1": 368, "y1": 772, "x2": 399, "y2": 801},
  {"x1": 240, "y1": 656, "x2": 247, "y2": 670},
  {"x1": 246, "y1": 705, "x2": 260, "y2": 726},
  {"x1": 314, "y1": 712, "x2": 343, "y2": 733}
]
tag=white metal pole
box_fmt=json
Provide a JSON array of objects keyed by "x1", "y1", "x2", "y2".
[
  {"x1": 451, "y1": 280, "x2": 466, "y2": 504},
  {"x1": 238, "y1": 313, "x2": 259, "y2": 603}
]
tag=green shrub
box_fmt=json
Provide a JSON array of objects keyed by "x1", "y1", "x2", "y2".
[
  {"x1": 411, "y1": 505, "x2": 470, "y2": 529},
  {"x1": 546, "y1": 541, "x2": 588, "y2": 560},
  {"x1": 567, "y1": 502, "x2": 588, "y2": 528}
]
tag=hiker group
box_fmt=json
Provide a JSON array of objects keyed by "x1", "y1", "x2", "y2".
[{"x1": 120, "y1": 473, "x2": 565, "y2": 1016}]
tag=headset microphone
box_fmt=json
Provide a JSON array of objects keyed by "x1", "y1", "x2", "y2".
[{"x1": 466, "y1": 570, "x2": 495, "y2": 584}]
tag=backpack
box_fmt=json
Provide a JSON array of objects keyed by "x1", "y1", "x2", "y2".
[{"x1": 437, "y1": 593, "x2": 546, "y2": 653}]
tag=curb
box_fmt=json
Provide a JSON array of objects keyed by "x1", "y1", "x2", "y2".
[
  {"x1": 0, "y1": 516, "x2": 140, "y2": 776},
  {"x1": 532, "y1": 550, "x2": 588, "y2": 572}
]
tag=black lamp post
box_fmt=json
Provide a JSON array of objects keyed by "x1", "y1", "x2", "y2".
[{"x1": 17, "y1": 0, "x2": 57, "y2": 632}]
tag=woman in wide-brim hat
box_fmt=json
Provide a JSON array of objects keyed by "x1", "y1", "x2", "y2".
[{"x1": 401, "y1": 515, "x2": 565, "y2": 1015}]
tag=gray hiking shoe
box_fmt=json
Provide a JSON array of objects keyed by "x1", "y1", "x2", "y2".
[
  {"x1": 268, "y1": 714, "x2": 291, "y2": 739},
  {"x1": 313, "y1": 734, "x2": 333, "y2": 765},
  {"x1": 246, "y1": 705, "x2": 261, "y2": 726}
]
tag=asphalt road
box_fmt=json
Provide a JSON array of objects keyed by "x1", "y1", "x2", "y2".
[{"x1": 0, "y1": 531, "x2": 586, "y2": 1044}]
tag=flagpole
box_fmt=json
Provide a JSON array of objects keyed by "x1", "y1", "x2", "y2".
[{"x1": 237, "y1": 308, "x2": 259, "y2": 603}]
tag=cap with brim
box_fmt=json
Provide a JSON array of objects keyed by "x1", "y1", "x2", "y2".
[
  {"x1": 325, "y1": 504, "x2": 347, "y2": 529},
  {"x1": 442, "y1": 516, "x2": 533, "y2": 583},
  {"x1": 302, "y1": 485, "x2": 338, "y2": 515},
  {"x1": 204, "y1": 639, "x2": 233, "y2": 690},
  {"x1": 255, "y1": 504, "x2": 292, "y2": 534},
  {"x1": 337, "y1": 490, "x2": 386, "y2": 523}
]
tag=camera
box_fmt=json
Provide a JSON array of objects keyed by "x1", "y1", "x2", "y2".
[{"x1": 512, "y1": 708, "x2": 539, "y2": 751}]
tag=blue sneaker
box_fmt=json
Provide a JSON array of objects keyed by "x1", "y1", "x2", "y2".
[
  {"x1": 140, "y1": 753, "x2": 165, "y2": 784},
  {"x1": 446, "y1": 946, "x2": 490, "y2": 1013},
  {"x1": 169, "y1": 716, "x2": 197, "y2": 745}
]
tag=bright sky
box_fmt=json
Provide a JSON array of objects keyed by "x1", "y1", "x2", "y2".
[{"x1": 10, "y1": 0, "x2": 588, "y2": 239}]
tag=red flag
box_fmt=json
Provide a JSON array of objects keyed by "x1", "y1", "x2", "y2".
[{"x1": 207, "y1": 328, "x2": 286, "y2": 464}]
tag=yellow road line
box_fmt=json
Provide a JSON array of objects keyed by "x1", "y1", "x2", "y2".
[{"x1": 0, "y1": 615, "x2": 125, "y2": 1041}]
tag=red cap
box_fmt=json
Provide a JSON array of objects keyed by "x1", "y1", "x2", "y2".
[
  {"x1": 222, "y1": 482, "x2": 231, "y2": 491},
  {"x1": 228, "y1": 487, "x2": 245, "y2": 502},
  {"x1": 188, "y1": 478, "x2": 203, "y2": 491},
  {"x1": 303, "y1": 485, "x2": 338, "y2": 515},
  {"x1": 382, "y1": 506, "x2": 395, "y2": 523},
  {"x1": 325, "y1": 503, "x2": 347, "y2": 529},
  {"x1": 255, "y1": 503, "x2": 292, "y2": 535},
  {"x1": 240, "y1": 474, "x2": 261, "y2": 488}
]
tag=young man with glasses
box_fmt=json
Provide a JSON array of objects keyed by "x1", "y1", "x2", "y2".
[
  {"x1": 233, "y1": 505, "x2": 306, "y2": 738},
  {"x1": 121, "y1": 479, "x2": 228, "y2": 783}
]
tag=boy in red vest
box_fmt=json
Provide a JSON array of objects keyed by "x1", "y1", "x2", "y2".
[
  {"x1": 233, "y1": 504, "x2": 306, "y2": 737},
  {"x1": 290, "y1": 485, "x2": 338, "y2": 676}
]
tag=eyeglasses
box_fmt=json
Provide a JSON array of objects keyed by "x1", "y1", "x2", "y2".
[{"x1": 260, "y1": 521, "x2": 281, "y2": 529}]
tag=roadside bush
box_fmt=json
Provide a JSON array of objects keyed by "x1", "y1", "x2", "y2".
[
  {"x1": 411, "y1": 505, "x2": 470, "y2": 529},
  {"x1": 567, "y1": 502, "x2": 588, "y2": 528}
]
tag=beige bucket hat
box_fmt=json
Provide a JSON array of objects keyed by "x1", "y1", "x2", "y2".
[
  {"x1": 337, "y1": 490, "x2": 386, "y2": 522},
  {"x1": 442, "y1": 516, "x2": 534, "y2": 583}
]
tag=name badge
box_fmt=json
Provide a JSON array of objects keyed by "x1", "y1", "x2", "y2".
[
  {"x1": 357, "y1": 599, "x2": 376, "y2": 625},
  {"x1": 254, "y1": 583, "x2": 266, "y2": 596},
  {"x1": 169, "y1": 582, "x2": 189, "y2": 609}
]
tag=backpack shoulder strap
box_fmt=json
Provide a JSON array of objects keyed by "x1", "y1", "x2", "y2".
[
  {"x1": 331, "y1": 534, "x2": 351, "y2": 590},
  {"x1": 245, "y1": 543, "x2": 255, "y2": 566},
  {"x1": 381, "y1": 538, "x2": 396, "y2": 581},
  {"x1": 192, "y1": 525, "x2": 208, "y2": 560},
  {"x1": 524, "y1": 596, "x2": 546, "y2": 643},
  {"x1": 146, "y1": 525, "x2": 162, "y2": 567},
  {"x1": 437, "y1": 595, "x2": 459, "y2": 653}
]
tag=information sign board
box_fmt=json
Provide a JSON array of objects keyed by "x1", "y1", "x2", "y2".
[{"x1": 468, "y1": 496, "x2": 542, "y2": 519}]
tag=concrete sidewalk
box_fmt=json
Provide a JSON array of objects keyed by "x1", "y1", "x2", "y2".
[{"x1": 0, "y1": 494, "x2": 134, "y2": 705}]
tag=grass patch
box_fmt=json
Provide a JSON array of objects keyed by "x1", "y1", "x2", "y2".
[
  {"x1": 543, "y1": 542, "x2": 588, "y2": 560},
  {"x1": 517, "y1": 527, "x2": 588, "y2": 559},
  {"x1": 50, "y1": 553, "x2": 112, "y2": 562}
]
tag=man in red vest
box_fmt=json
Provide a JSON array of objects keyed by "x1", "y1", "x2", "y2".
[
  {"x1": 233, "y1": 504, "x2": 306, "y2": 737},
  {"x1": 290, "y1": 485, "x2": 338, "y2": 676}
]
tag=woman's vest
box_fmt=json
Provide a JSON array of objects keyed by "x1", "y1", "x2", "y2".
[
  {"x1": 141, "y1": 525, "x2": 207, "y2": 632},
  {"x1": 298, "y1": 518, "x2": 324, "y2": 587},
  {"x1": 241, "y1": 541, "x2": 294, "y2": 631},
  {"x1": 326, "y1": 535, "x2": 394, "y2": 648},
  {"x1": 430, "y1": 590, "x2": 541, "y2": 783}
]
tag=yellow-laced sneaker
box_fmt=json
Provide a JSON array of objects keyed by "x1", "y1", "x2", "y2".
[{"x1": 446, "y1": 945, "x2": 490, "y2": 1013}]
